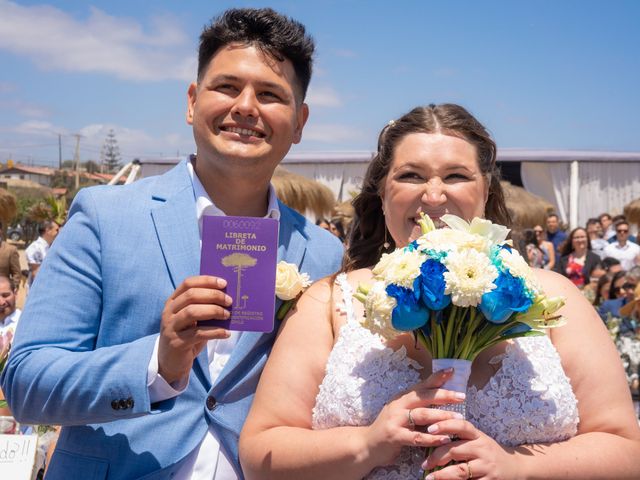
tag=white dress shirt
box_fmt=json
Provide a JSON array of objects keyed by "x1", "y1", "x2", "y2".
[
  {"x1": 25, "y1": 236, "x2": 50, "y2": 286},
  {"x1": 147, "y1": 159, "x2": 280, "y2": 479},
  {"x1": 0, "y1": 308, "x2": 21, "y2": 335},
  {"x1": 603, "y1": 241, "x2": 640, "y2": 271}
]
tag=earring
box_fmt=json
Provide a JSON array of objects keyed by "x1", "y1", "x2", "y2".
[{"x1": 383, "y1": 227, "x2": 390, "y2": 249}]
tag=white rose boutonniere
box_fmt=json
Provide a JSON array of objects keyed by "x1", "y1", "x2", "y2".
[{"x1": 275, "y1": 261, "x2": 311, "y2": 319}]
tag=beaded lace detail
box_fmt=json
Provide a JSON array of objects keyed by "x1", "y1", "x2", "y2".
[
  {"x1": 311, "y1": 274, "x2": 579, "y2": 479},
  {"x1": 466, "y1": 335, "x2": 579, "y2": 447}
]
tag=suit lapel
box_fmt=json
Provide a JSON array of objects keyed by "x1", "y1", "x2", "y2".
[
  {"x1": 213, "y1": 205, "x2": 307, "y2": 391},
  {"x1": 150, "y1": 161, "x2": 211, "y2": 386}
]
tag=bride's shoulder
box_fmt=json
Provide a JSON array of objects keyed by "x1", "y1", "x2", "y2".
[
  {"x1": 532, "y1": 268, "x2": 581, "y2": 299},
  {"x1": 341, "y1": 268, "x2": 375, "y2": 284}
]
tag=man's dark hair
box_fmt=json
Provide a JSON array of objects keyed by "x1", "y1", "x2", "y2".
[
  {"x1": 198, "y1": 8, "x2": 315, "y2": 100},
  {"x1": 601, "y1": 256, "x2": 621, "y2": 271},
  {"x1": 0, "y1": 275, "x2": 16, "y2": 292},
  {"x1": 614, "y1": 219, "x2": 630, "y2": 230},
  {"x1": 586, "y1": 217, "x2": 600, "y2": 227},
  {"x1": 38, "y1": 220, "x2": 56, "y2": 236}
]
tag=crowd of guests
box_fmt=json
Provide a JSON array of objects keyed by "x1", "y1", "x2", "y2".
[{"x1": 518, "y1": 212, "x2": 639, "y2": 322}]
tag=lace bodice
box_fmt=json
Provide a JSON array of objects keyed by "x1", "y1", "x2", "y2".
[{"x1": 312, "y1": 274, "x2": 579, "y2": 479}]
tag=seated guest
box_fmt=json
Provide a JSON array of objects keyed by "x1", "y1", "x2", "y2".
[
  {"x1": 533, "y1": 225, "x2": 555, "y2": 269},
  {"x1": 607, "y1": 215, "x2": 637, "y2": 244},
  {"x1": 616, "y1": 283, "x2": 640, "y2": 336},
  {"x1": 582, "y1": 265, "x2": 607, "y2": 305},
  {"x1": 593, "y1": 272, "x2": 614, "y2": 307},
  {"x1": 601, "y1": 256, "x2": 623, "y2": 274},
  {"x1": 545, "y1": 213, "x2": 567, "y2": 258},
  {"x1": 0, "y1": 276, "x2": 20, "y2": 335},
  {"x1": 586, "y1": 217, "x2": 609, "y2": 259},
  {"x1": 599, "y1": 213, "x2": 615, "y2": 241},
  {"x1": 554, "y1": 227, "x2": 601, "y2": 289},
  {"x1": 599, "y1": 272, "x2": 637, "y2": 321},
  {"x1": 603, "y1": 220, "x2": 640, "y2": 271},
  {"x1": 523, "y1": 229, "x2": 546, "y2": 268}
]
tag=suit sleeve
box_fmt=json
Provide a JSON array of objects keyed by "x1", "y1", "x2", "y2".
[
  {"x1": 9, "y1": 246, "x2": 21, "y2": 287},
  {"x1": 1, "y1": 189, "x2": 157, "y2": 426}
]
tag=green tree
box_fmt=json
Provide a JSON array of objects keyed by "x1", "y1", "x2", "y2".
[{"x1": 101, "y1": 129, "x2": 122, "y2": 173}]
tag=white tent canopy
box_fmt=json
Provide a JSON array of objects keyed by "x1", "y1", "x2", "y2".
[
  {"x1": 282, "y1": 149, "x2": 640, "y2": 229},
  {"x1": 130, "y1": 149, "x2": 640, "y2": 229}
]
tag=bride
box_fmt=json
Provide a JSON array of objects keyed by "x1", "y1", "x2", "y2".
[{"x1": 239, "y1": 104, "x2": 640, "y2": 479}]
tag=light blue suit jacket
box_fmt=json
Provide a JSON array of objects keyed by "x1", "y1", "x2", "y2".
[{"x1": 1, "y1": 161, "x2": 343, "y2": 479}]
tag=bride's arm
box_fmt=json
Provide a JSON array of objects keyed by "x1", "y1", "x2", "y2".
[
  {"x1": 425, "y1": 269, "x2": 640, "y2": 480},
  {"x1": 239, "y1": 275, "x2": 462, "y2": 480},
  {"x1": 519, "y1": 269, "x2": 640, "y2": 479}
]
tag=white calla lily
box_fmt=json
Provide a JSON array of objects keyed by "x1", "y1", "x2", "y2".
[{"x1": 441, "y1": 214, "x2": 510, "y2": 247}]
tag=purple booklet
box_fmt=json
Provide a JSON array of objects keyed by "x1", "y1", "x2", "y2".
[{"x1": 199, "y1": 215, "x2": 279, "y2": 332}]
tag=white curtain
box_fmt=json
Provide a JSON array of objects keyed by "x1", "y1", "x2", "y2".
[
  {"x1": 521, "y1": 162, "x2": 571, "y2": 225},
  {"x1": 578, "y1": 162, "x2": 640, "y2": 225},
  {"x1": 522, "y1": 161, "x2": 640, "y2": 229},
  {"x1": 285, "y1": 162, "x2": 366, "y2": 203}
]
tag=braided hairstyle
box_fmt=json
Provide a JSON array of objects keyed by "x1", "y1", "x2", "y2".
[{"x1": 343, "y1": 103, "x2": 510, "y2": 272}]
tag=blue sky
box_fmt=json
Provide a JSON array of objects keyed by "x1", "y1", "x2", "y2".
[{"x1": 1, "y1": 0, "x2": 639, "y2": 167}]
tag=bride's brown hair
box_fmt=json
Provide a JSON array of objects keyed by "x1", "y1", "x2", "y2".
[{"x1": 343, "y1": 103, "x2": 511, "y2": 272}]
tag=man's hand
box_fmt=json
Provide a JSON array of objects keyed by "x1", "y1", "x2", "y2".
[{"x1": 158, "y1": 276, "x2": 233, "y2": 385}]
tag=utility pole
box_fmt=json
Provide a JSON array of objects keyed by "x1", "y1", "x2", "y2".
[
  {"x1": 58, "y1": 134, "x2": 62, "y2": 170},
  {"x1": 73, "y1": 134, "x2": 82, "y2": 190}
]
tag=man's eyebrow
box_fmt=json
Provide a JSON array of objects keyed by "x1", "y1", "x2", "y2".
[{"x1": 206, "y1": 75, "x2": 291, "y2": 96}]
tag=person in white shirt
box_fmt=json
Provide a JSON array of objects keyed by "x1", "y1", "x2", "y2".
[
  {"x1": 603, "y1": 220, "x2": 640, "y2": 271},
  {"x1": 25, "y1": 220, "x2": 59, "y2": 286}
]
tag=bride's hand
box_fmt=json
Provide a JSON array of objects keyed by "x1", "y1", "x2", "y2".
[
  {"x1": 421, "y1": 418, "x2": 518, "y2": 480},
  {"x1": 363, "y1": 368, "x2": 469, "y2": 467}
]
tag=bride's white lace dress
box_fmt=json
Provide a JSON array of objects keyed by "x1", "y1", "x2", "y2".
[{"x1": 312, "y1": 274, "x2": 579, "y2": 479}]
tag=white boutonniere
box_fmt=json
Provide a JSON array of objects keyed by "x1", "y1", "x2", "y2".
[{"x1": 275, "y1": 261, "x2": 311, "y2": 319}]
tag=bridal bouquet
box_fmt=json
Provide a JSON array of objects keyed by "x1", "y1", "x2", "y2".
[
  {"x1": 355, "y1": 214, "x2": 566, "y2": 477},
  {"x1": 354, "y1": 213, "x2": 566, "y2": 402}
]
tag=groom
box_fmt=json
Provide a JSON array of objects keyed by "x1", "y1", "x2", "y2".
[{"x1": 1, "y1": 8, "x2": 343, "y2": 479}]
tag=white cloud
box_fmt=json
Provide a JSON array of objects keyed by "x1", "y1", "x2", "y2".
[
  {"x1": 13, "y1": 120, "x2": 65, "y2": 136},
  {"x1": 0, "y1": 1, "x2": 196, "y2": 82},
  {"x1": 0, "y1": 99, "x2": 50, "y2": 118},
  {"x1": 0, "y1": 81, "x2": 15, "y2": 94},
  {"x1": 302, "y1": 123, "x2": 365, "y2": 143},
  {"x1": 334, "y1": 49, "x2": 357, "y2": 58},
  {"x1": 306, "y1": 85, "x2": 342, "y2": 108},
  {"x1": 1, "y1": 120, "x2": 193, "y2": 163},
  {"x1": 76, "y1": 124, "x2": 194, "y2": 160}
]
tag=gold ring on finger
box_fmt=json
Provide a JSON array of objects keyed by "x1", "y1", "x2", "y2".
[{"x1": 407, "y1": 409, "x2": 416, "y2": 429}]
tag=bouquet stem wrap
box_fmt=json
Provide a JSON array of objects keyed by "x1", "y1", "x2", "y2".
[{"x1": 431, "y1": 358, "x2": 471, "y2": 417}]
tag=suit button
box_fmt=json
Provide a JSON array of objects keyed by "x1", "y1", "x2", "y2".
[
  {"x1": 111, "y1": 400, "x2": 120, "y2": 410},
  {"x1": 206, "y1": 396, "x2": 216, "y2": 410},
  {"x1": 126, "y1": 398, "x2": 134, "y2": 409},
  {"x1": 118, "y1": 399, "x2": 128, "y2": 410}
]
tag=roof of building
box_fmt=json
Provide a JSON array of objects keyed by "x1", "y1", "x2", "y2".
[{"x1": 0, "y1": 164, "x2": 56, "y2": 176}]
